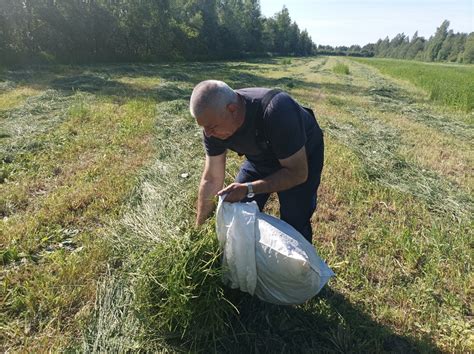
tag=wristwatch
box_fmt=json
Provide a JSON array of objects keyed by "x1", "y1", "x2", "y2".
[{"x1": 246, "y1": 182, "x2": 255, "y2": 198}]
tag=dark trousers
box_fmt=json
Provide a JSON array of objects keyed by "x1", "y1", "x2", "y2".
[{"x1": 235, "y1": 142, "x2": 324, "y2": 243}]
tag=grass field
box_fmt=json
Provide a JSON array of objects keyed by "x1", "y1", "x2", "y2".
[
  {"x1": 354, "y1": 58, "x2": 474, "y2": 112},
  {"x1": 1, "y1": 57, "x2": 472, "y2": 352}
]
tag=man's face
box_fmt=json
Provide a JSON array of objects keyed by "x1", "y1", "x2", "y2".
[{"x1": 196, "y1": 104, "x2": 239, "y2": 140}]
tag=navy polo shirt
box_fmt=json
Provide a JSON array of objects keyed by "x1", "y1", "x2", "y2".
[{"x1": 203, "y1": 88, "x2": 322, "y2": 170}]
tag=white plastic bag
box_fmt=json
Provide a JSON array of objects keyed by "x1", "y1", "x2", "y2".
[
  {"x1": 216, "y1": 197, "x2": 334, "y2": 305},
  {"x1": 216, "y1": 197, "x2": 258, "y2": 294}
]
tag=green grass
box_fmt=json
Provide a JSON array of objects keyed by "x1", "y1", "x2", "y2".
[
  {"x1": 0, "y1": 68, "x2": 158, "y2": 350},
  {"x1": 1, "y1": 57, "x2": 473, "y2": 352},
  {"x1": 332, "y1": 63, "x2": 350, "y2": 75},
  {"x1": 354, "y1": 58, "x2": 474, "y2": 112}
]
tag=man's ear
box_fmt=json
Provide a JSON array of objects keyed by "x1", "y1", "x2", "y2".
[{"x1": 227, "y1": 102, "x2": 238, "y2": 113}]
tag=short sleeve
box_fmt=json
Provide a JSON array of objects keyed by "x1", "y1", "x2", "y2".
[
  {"x1": 265, "y1": 93, "x2": 306, "y2": 159},
  {"x1": 203, "y1": 131, "x2": 227, "y2": 156}
]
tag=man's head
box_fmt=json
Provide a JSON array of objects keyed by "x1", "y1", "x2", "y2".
[{"x1": 190, "y1": 80, "x2": 245, "y2": 139}]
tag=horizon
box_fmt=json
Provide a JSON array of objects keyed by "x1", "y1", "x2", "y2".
[{"x1": 259, "y1": 0, "x2": 473, "y2": 47}]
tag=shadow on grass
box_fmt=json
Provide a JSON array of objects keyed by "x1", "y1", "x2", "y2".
[
  {"x1": 169, "y1": 286, "x2": 441, "y2": 353},
  {"x1": 50, "y1": 74, "x2": 191, "y2": 102}
]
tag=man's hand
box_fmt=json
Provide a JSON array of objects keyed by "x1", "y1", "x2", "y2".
[
  {"x1": 196, "y1": 152, "x2": 226, "y2": 226},
  {"x1": 217, "y1": 182, "x2": 248, "y2": 202}
]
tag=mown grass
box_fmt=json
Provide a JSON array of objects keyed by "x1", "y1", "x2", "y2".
[
  {"x1": 0, "y1": 87, "x2": 42, "y2": 111},
  {"x1": 81, "y1": 99, "x2": 235, "y2": 351},
  {"x1": 1, "y1": 57, "x2": 473, "y2": 352},
  {"x1": 335, "y1": 59, "x2": 473, "y2": 195},
  {"x1": 354, "y1": 58, "x2": 474, "y2": 112},
  {"x1": 0, "y1": 72, "x2": 158, "y2": 349}
]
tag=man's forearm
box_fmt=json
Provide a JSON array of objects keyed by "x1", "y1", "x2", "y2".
[
  {"x1": 196, "y1": 180, "x2": 222, "y2": 225},
  {"x1": 218, "y1": 147, "x2": 308, "y2": 203},
  {"x1": 253, "y1": 166, "x2": 307, "y2": 195}
]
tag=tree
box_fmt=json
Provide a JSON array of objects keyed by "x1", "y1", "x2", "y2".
[
  {"x1": 387, "y1": 33, "x2": 409, "y2": 58},
  {"x1": 242, "y1": 0, "x2": 263, "y2": 53},
  {"x1": 298, "y1": 29, "x2": 314, "y2": 55},
  {"x1": 463, "y1": 33, "x2": 474, "y2": 64},
  {"x1": 0, "y1": 0, "x2": 316, "y2": 65},
  {"x1": 370, "y1": 21, "x2": 471, "y2": 64},
  {"x1": 218, "y1": 0, "x2": 248, "y2": 57},
  {"x1": 405, "y1": 31, "x2": 425, "y2": 60},
  {"x1": 448, "y1": 33, "x2": 467, "y2": 62},
  {"x1": 425, "y1": 20, "x2": 450, "y2": 61},
  {"x1": 0, "y1": 2, "x2": 11, "y2": 63},
  {"x1": 273, "y1": 6, "x2": 292, "y2": 54},
  {"x1": 378, "y1": 36, "x2": 390, "y2": 57},
  {"x1": 361, "y1": 43, "x2": 375, "y2": 57},
  {"x1": 437, "y1": 30, "x2": 455, "y2": 61}
]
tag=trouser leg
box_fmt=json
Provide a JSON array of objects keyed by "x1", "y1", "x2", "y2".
[
  {"x1": 277, "y1": 143, "x2": 324, "y2": 243},
  {"x1": 234, "y1": 142, "x2": 324, "y2": 243}
]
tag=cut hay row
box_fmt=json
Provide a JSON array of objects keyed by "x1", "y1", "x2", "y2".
[
  {"x1": 324, "y1": 109, "x2": 472, "y2": 220},
  {"x1": 0, "y1": 90, "x2": 80, "y2": 154},
  {"x1": 350, "y1": 60, "x2": 473, "y2": 140}
]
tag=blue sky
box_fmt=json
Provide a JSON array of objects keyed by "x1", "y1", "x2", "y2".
[{"x1": 259, "y1": 0, "x2": 473, "y2": 46}]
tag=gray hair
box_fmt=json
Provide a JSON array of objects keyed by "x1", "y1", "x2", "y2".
[{"x1": 189, "y1": 80, "x2": 238, "y2": 118}]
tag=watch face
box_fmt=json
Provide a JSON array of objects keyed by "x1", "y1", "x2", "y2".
[{"x1": 246, "y1": 182, "x2": 254, "y2": 199}]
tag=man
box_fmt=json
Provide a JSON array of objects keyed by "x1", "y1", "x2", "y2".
[{"x1": 190, "y1": 80, "x2": 324, "y2": 243}]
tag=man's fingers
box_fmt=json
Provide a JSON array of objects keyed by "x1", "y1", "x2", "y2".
[
  {"x1": 216, "y1": 183, "x2": 246, "y2": 202},
  {"x1": 224, "y1": 191, "x2": 240, "y2": 202},
  {"x1": 217, "y1": 183, "x2": 237, "y2": 195},
  {"x1": 217, "y1": 187, "x2": 229, "y2": 196}
]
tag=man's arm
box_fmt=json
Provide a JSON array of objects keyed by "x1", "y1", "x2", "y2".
[
  {"x1": 218, "y1": 146, "x2": 308, "y2": 202},
  {"x1": 196, "y1": 152, "x2": 226, "y2": 225}
]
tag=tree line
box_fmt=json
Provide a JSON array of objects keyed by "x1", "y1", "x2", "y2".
[
  {"x1": 0, "y1": 0, "x2": 315, "y2": 66},
  {"x1": 372, "y1": 20, "x2": 474, "y2": 63},
  {"x1": 1, "y1": 2, "x2": 472, "y2": 67},
  {"x1": 318, "y1": 20, "x2": 474, "y2": 64}
]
